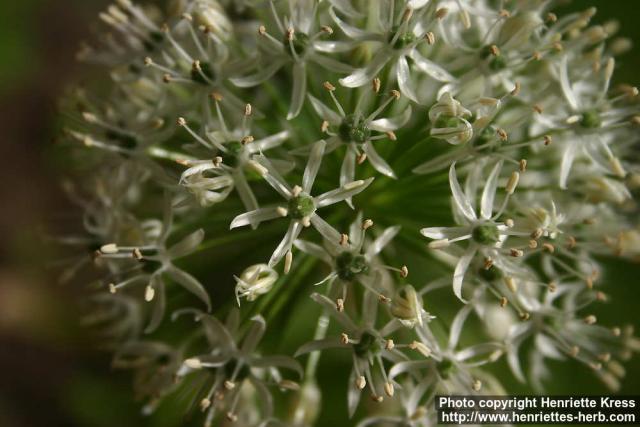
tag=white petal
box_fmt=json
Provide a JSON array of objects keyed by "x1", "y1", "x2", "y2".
[
  {"x1": 240, "y1": 315, "x2": 266, "y2": 355},
  {"x1": 559, "y1": 55, "x2": 579, "y2": 111},
  {"x1": 165, "y1": 266, "x2": 211, "y2": 311},
  {"x1": 369, "y1": 106, "x2": 412, "y2": 131},
  {"x1": 409, "y1": 49, "x2": 455, "y2": 82},
  {"x1": 315, "y1": 177, "x2": 374, "y2": 208},
  {"x1": 313, "y1": 40, "x2": 358, "y2": 53},
  {"x1": 340, "y1": 148, "x2": 356, "y2": 208},
  {"x1": 396, "y1": 56, "x2": 419, "y2": 103},
  {"x1": 366, "y1": 226, "x2": 401, "y2": 258},
  {"x1": 310, "y1": 214, "x2": 342, "y2": 244},
  {"x1": 339, "y1": 50, "x2": 392, "y2": 88},
  {"x1": 480, "y1": 160, "x2": 503, "y2": 219},
  {"x1": 449, "y1": 162, "x2": 477, "y2": 221},
  {"x1": 251, "y1": 130, "x2": 290, "y2": 152},
  {"x1": 233, "y1": 171, "x2": 260, "y2": 228},
  {"x1": 362, "y1": 142, "x2": 396, "y2": 178},
  {"x1": 230, "y1": 60, "x2": 283, "y2": 87},
  {"x1": 452, "y1": 247, "x2": 475, "y2": 303},
  {"x1": 559, "y1": 141, "x2": 577, "y2": 189},
  {"x1": 420, "y1": 226, "x2": 467, "y2": 239},
  {"x1": 329, "y1": 6, "x2": 368, "y2": 38},
  {"x1": 287, "y1": 63, "x2": 307, "y2": 120},
  {"x1": 230, "y1": 207, "x2": 281, "y2": 229},
  {"x1": 311, "y1": 53, "x2": 354, "y2": 73},
  {"x1": 269, "y1": 221, "x2": 303, "y2": 267},
  {"x1": 328, "y1": 0, "x2": 364, "y2": 18},
  {"x1": 303, "y1": 139, "x2": 326, "y2": 193},
  {"x1": 309, "y1": 94, "x2": 343, "y2": 123},
  {"x1": 293, "y1": 239, "x2": 332, "y2": 264},
  {"x1": 168, "y1": 228, "x2": 204, "y2": 259},
  {"x1": 448, "y1": 305, "x2": 472, "y2": 350}
]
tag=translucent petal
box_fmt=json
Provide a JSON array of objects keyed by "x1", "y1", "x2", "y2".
[
  {"x1": 559, "y1": 55, "x2": 580, "y2": 111},
  {"x1": 448, "y1": 305, "x2": 472, "y2": 350},
  {"x1": 269, "y1": 221, "x2": 303, "y2": 267},
  {"x1": 313, "y1": 40, "x2": 358, "y2": 53},
  {"x1": 294, "y1": 239, "x2": 332, "y2": 264},
  {"x1": 230, "y1": 207, "x2": 281, "y2": 229},
  {"x1": 240, "y1": 315, "x2": 266, "y2": 355},
  {"x1": 315, "y1": 177, "x2": 374, "y2": 208},
  {"x1": 328, "y1": 0, "x2": 364, "y2": 18},
  {"x1": 480, "y1": 160, "x2": 503, "y2": 219},
  {"x1": 144, "y1": 275, "x2": 165, "y2": 333},
  {"x1": 329, "y1": 6, "x2": 368, "y2": 38},
  {"x1": 310, "y1": 293, "x2": 359, "y2": 331},
  {"x1": 250, "y1": 130, "x2": 290, "y2": 152},
  {"x1": 369, "y1": 106, "x2": 412, "y2": 131},
  {"x1": 410, "y1": 49, "x2": 455, "y2": 82},
  {"x1": 449, "y1": 162, "x2": 477, "y2": 221},
  {"x1": 340, "y1": 148, "x2": 356, "y2": 208},
  {"x1": 251, "y1": 355, "x2": 303, "y2": 377},
  {"x1": 310, "y1": 53, "x2": 354, "y2": 73},
  {"x1": 396, "y1": 56, "x2": 419, "y2": 102},
  {"x1": 165, "y1": 266, "x2": 211, "y2": 311},
  {"x1": 230, "y1": 60, "x2": 284, "y2": 87},
  {"x1": 340, "y1": 50, "x2": 393, "y2": 88},
  {"x1": 309, "y1": 94, "x2": 343, "y2": 123},
  {"x1": 303, "y1": 139, "x2": 326, "y2": 193},
  {"x1": 366, "y1": 225, "x2": 401, "y2": 258},
  {"x1": 311, "y1": 214, "x2": 342, "y2": 245},
  {"x1": 168, "y1": 229, "x2": 204, "y2": 259},
  {"x1": 294, "y1": 336, "x2": 344, "y2": 357},
  {"x1": 288, "y1": 63, "x2": 307, "y2": 120},
  {"x1": 362, "y1": 142, "x2": 396, "y2": 178},
  {"x1": 452, "y1": 247, "x2": 475, "y2": 303},
  {"x1": 559, "y1": 140, "x2": 577, "y2": 189},
  {"x1": 233, "y1": 171, "x2": 260, "y2": 229}
]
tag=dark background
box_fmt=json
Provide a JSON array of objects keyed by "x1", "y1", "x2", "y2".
[{"x1": 1, "y1": 1, "x2": 639, "y2": 426}]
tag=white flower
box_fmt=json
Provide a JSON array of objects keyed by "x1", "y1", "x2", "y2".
[
  {"x1": 421, "y1": 161, "x2": 520, "y2": 301},
  {"x1": 230, "y1": 140, "x2": 373, "y2": 269}
]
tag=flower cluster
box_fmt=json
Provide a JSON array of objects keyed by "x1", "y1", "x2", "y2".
[{"x1": 58, "y1": 0, "x2": 640, "y2": 425}]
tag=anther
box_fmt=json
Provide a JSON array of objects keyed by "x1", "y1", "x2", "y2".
[
  {"x1": 336, "y1": 298, "x2": 344, "y2": 312},
  {"x1": 339, "y1": 234, "x2": 349, "y2": 246},
  {"x1": 546, "y1": 13, "x2": 557, "y2": 23},
  {"x1": 520, "y1": 312, "x2": 530, "y2": 321},
  {"x1": 241, "y1": 135, "x2": 254, "y2": 145},
  {"x1": 210, "y1": 91, "x2": 223, "y2": 102},
  {"x1": 226, "y1": 412, "x2": 238, "y2": 422},
  {"x1": 511, "y1": 82, "x2": 521, "y2": 96},
  {"x1": 504, "y1": 277, "x2": 517, "y2": 293},
  {"x1": 177, "y1": 117, "x2": 187, "y2": 126},
  {"x1": 569, "y1": 346, "x2": 580, "y2": 357},
  {"x1": 321, "y1": 120, "x2": 329, "y2": 133},
  {"x1": 356, "y1": 153, "x2": 367, "y2": 164},
  {"x1": 109, "y1": 283, "x2": 117, "y2": 294},
  {"x1": 286, "y1": 28, "x2": 294, "y2": 41},
  {"x1": 548, "y1": 281, "x2": 557, "y2": 292},
  {"x1": 372, "y1": 395, "x2": 384, "y2": 403},
  {"x1": 184, "y1": 358, "x2": 202, "y2": 369},
  {"x1": 528, "y1": 240, "x2": 538, "y2": 249},
  {"x1": 372, "y1": 78, "x2": 381, "y2": 93},
  {"x1": 321, "y1": 25, "x2": 333, "y2": 35},
  {"x1": 200, "y1": 398, "x2": 211, "y2": 411},
  {"x1": 543, "y1": 243, "x2": 555, "y2": 253},
  {"x1": 100, "y1": 243, "x2": 118, "y2": 254},
  {"x1": 384, "y1": 382, "x2": 394, "y2": 397},
  {"x1": 506, "y1": 171, "x2": 520, "y2": 194},
  {"x1": 489, "y1": 45, "x2": 500, "y2": 56},
  {"x1": 409, "y1": 341, "x2": 431, "y2": 357},
  {"x1": 356, "y1": 376, "x2": 366, "y2": 390},
  {"x1": 425, "y1": 31, "x2": 435, "y2": 45},
  {"x1": 510, "y1": 248, "x2": 524, "y2": 257},
  {"x1": 584, "y1": 315, "x2": 597, "y2": 325},
  {"x1": 224, "y1": 380, "x2": 236, "y2": 390},
  {"x1": 144, "y1": 285, "x2": 155, "y2": 302},
  {"x1": 390, "y1": 90, "x2": 401, "y2": 100},
  {"x1": 284, "y1": 250, "x2": 293, "y2": 274},
  {"x1": 323, "y1": 81, "x2": 336, "y2": 91},
  {"x1": 341, "y1": 333, "x2": 350, "y2": 344},
  {"x1": 500, "y1": 296, "x2": 508, "y2": 307},
  {"x1": 567, "y1": 235, "x2": 577, "y2": 249},
  {"x1": 362, "y1": 219, "x2": 374, "y2": 230},
  {"x1": 258, "y1": 25, "x2": 266, "y2": 35},
  {"x1": 428, "y1": 239, "x2": 450, "y2": 249},
  {"x1": 612, "y1": 327, "x2": 621, "y2": 337},
  {"x1": 531, "y1": 228, "x2": 543, "y2": 239},
  {"x1": 533, "y1": 104, "x2": 543, "y2": 114},
  {"x1": 132, "y1": 248, "x2": 143, "y2": 261},
  {"x1": 505, "y1": 218, "x2": 514, "y2": 228},
  {"x1": 400, "y1": 265, "x2": 409, "y2": 278},
  {"x1": 244, "y1": 104, "x2": 252, "y2": 116},
  {"x1": 386, "y1": 131, "x2": 397, "y2": 141},
  {"x1": 385, "y1": 339, "x2": 395, "y2": 350},
  {"x1": 519, "y1": 159, "x2": 527, "y2": 172},
  {"x1": 497, "y1": 128, "x2": 508, "y2": 141},
  {"x1": 276, "y1": 207, "x2": 288, "y2": 217},
  {"x1": 435, "y1": 8, "x2": 448, "y2": 20},
  {"x1": 472, "y1": 379, "x2": 482, "y2": 391},
  {"x1": 291, "y1": 185, "x2": 302, "y2": 197}
]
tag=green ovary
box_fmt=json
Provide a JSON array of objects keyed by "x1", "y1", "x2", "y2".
[{"x1": 288, "y1": 194, "x2": 315, "y2": 219}]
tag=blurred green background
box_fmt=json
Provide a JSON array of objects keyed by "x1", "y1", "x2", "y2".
[{"x1": 0, "y1": 1, "x2": 639, "y2": 426}]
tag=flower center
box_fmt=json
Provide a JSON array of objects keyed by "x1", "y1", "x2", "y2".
[
  {"x1": 335, "y1": 251, "x2": 369, "y2": 281},
  {"x1": 437, "y1": 358, "x2": 456, "y2": 379},
  {"x1": 284, "y1": 32, "x2": 310, "y2": 57},
  {"x1": 580, "y1": 110, "x2": 601, "y2": 129},
  {"x1": 338, "y1": 115, "x2": 371, "y2": 143},
  {"x1": 472, "y1": 223, "x2": 500, "y2": 245},
  {"x1": 223, "y1": 141, "x2": 245, "y2": 168},
  {"x1": 388, "y1": 26, "x2": 416, "y2": 49},
  {"x1": 481, "y1": 45, "x2": 507, "y2": 71},
  {"x1": 354, "y1": 331, "x2": 379, "y2": 357},
  {"x1": 288, "y1": 194, "x2": 315, "y2": 219}
]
